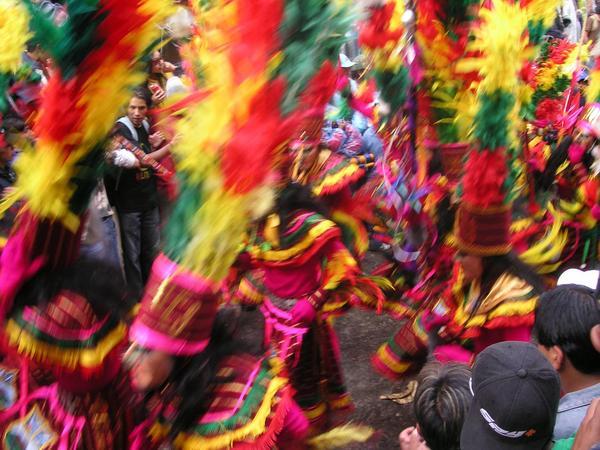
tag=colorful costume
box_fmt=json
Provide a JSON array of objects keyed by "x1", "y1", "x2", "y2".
[
  {"x1": 291, "y1": 120, "x2": 375, "y2": 258},
  {"x1": 370, "y1": 0, "x2": 559, "y2": 377},
  {"x1": 126, "y1": 0, "x2": 356, "y2": 445},
  {"x1": 431, "y1": 0, "x2": 543, "y2": 364},
  {"x1": 129, "y1": 256, "x2": 307, "y2": 450},
  {"x1": 0, "y1": 283, "x2": 134, "y2": 449},
  {"x1": 244, "y1": 209, "x2": 360, "y2": 427},
  {"x1": 0, "y1": 0, "x2": 171, "y2": 447}
]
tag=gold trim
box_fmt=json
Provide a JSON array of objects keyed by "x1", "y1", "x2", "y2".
[
  {"x1": 150, "y1": 376, "x2": 289, "y2": 450},
  {"x1": 453, "y1": 273, "x2": 537, "y2": 327},
  {"x1": 5, "y1": 320, "x2": 126, "y2": 370},
  {"x1": 459, "y1": 202, "x2": 512, "y2": 215},
  {"x1": 249, "y1": 220, "x2": 337, "y2": 262},
  {"x1": 455, "y1": 236, "x2": 512, "y2": 256}
]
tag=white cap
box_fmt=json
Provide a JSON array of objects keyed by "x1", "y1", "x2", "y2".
[
  {"x1": 339, "y1": 53, "x2": 356, "y2": 68},
  {"x1": 557, "y1": 268, "x2": 600, "y2": 290}
]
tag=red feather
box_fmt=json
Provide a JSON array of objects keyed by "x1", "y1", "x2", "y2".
[
  {"x1": 462, "y1": 149, "x2": 508, "y2": 207},
  {"x1": 229, "y1": 0, "x2": 284, "y2": 84},
  {"x1": 298, "y1": 61, "x2": 340, "y2": 114},
  {"x1": 34, "y1": 75, "x2": 84, "y2": 147},
  {"x1": 222, "y1": 79, "x2": 288, "y2": 194},
  {"x1": 358, "y1": 3, "x2": 403, "y2": 50}
]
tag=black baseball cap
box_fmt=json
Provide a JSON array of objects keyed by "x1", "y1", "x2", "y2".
[{"x1": 460, "y1": 341, "x2": 560, "y2": 450}]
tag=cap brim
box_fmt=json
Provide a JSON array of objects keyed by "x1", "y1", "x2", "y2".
[{"x1": 460, "y1": 398, "x2": 551, "y2": 450}]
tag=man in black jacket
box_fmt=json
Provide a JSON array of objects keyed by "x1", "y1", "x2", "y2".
[{"x1": 106, "y1": 89, "x2": 162, "y2": 298}]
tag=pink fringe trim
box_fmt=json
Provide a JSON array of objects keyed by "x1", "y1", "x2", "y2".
[{"x1": 129, "y1": 321, "x2": 209, "y2": 356}]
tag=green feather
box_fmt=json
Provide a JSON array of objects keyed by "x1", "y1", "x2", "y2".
[
  {"x1": 163, "y1": 178, "x2": 203, "y2": 261},
  {"x1": 527, "y1": 20, "x2": 547, "y2": 46},
  {"x1": 375, "y1": 67, "x2": 410, "y2": 118},
  {"x1": 23, "y1": 0, "x2": 104, "y2": 79},
  {"x1": 531, "y1": 75, "x2": 570, "y2": 107},
  {"x1": 276, "y1": 0, "x2": 354, "y2": 114},
  {"x1": 444, "y1": 0, "x2": 479, "y2": 27},
  {"x1": 473, "y1": 91, "x2": 514, "y2": 150},
  {"x1": 22, "y1": 0, "x2": 65, "y2": 62},
  {"x1": 0, "y1": 76, "x2": 9, "y2": 113}
]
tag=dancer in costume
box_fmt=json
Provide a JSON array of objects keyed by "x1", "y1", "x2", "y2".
[
  {"x1": 421, "y1": 0, "x2": 547, "y2": 365},
  {"x1": 374, "y1": 0, "x2": 560, "y2": 376},
  {"x1": 0, "y1": 258, "x2": 136, "y2": 449},
  {"x1": 0, "y1": 0, "x2": 171, "y2": 447},
  {"x1": 127, "y1": 260, "x2": 308, "y2": 449},
  {"x1": 535, "y1": 102, "x2": 600, "y2": 270},
  {"x1": 125, "y1": 0, "x2": 369, "y2": 442},
  {"x1": 290, "y1": 114, "x2": 375, "y2": 258},
  {"x1": 372, "y1": 145, "x2": 465, "y2": 379},
  {"x1": 239, "y1": 182, "x2": 376, "y2": 430}
]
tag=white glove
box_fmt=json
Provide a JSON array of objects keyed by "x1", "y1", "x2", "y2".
[{"x1": 112, "y1": 149, "x2": 138, "y2": 168}]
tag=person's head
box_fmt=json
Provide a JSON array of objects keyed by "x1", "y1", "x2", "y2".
[
  {"x1": 150, "y1": 50, "x2": 165, "y2": 75},
  {"x1": 26, "y1": 42, "x2": 45, "y2": 62},
  {"x1": 300, "y1": 144, "x2": 321, "y2": 172},
  {"x1": 533, "y1": 285, "x2": 600, "y2": 378},
  {"x1": 126, "y1": 307, "x2": 236, "y2": 439},
  {"x1": 592, "y1": 323, "x2": 600, "y2": 353},
  {"x1": 0, "y1": 137, "x2": 14, "y2": 166},
  {"x1": 455, "y1": 251, "x2": 483, "y2": 283},
  {"x1": 456, "y1": 251, "x2": 544, "y2": 295},
  {"x1": 413, "y1": 362, "x2": 472, "y2": 450},
  {"x1": 275, "y1": 182, "x2": 327, "y2": 229},
  {"x1": 127, "y1": 254, "x2": 225, "y2": 394},
  {"x1": 127, "y1": 89, "x2": 150, "y2": 127},
  {"x1": 460, "y1": 341, "x2": 561, "y2": 450}
]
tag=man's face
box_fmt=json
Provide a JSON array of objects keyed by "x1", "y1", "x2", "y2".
[
  {"x1": 0, "y1": 144, "x2": 14, "y2": 165},
  {"x1": 127, "y1": 97, "x2": 148, "y2": 128}
]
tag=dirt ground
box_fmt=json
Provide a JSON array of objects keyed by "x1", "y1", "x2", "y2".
[
  {"x1": 236, "y1": 251, "x2": 415, "y2": 449},
  {"x1": 238, "y1": 307, "x2": 414, "y2": 449}
]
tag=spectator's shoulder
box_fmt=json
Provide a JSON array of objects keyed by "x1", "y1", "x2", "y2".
[{"x1": 112, "y1": 121, "x2": 133, "y2": 141}]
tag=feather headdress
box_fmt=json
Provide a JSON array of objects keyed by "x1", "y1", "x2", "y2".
[
  {"x1": 160, "y1": 0, "x2": 353, "y2": 284},
  {"x1": 0, "y1": 0, "x2": 172, "y2": 312},
  {"x1": 454, "y1": 0, "x2": 532, "y2": 256},
  {"x1": 0, "y1": 0, "x2": 32, "y2": 113}
]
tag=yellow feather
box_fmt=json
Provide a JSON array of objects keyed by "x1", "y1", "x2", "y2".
[
  {"x1": 523, "y1": 0, "x2": 562, "y2": 29},
  {"x1": 457, "y1": 0, "x2": 531, "y2": 94},
  {"x1": 308, "y1": 423, "x2": 375, "y2": 449},
  {"x1": 0, "y1": 0, "x2": 31, "y2": 73},
  {"x1": 588, "y1": 67, "x2": 600, "y2": 102}
]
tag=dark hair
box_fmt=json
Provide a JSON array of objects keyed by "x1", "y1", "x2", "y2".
[
  {"x1": 13, "y1": 256, "x2": 134, "y2": 319},
  {"x1": 413, "y1": 362, "x2": 472, "y2": 450},
  {"x1": 131, "y1": 87, "x2": 151, "y2": 108},
  {"x1": 479, "y1": 252, "x2": 544, "y2": 300},
  {"x1": 533, "y1": 285, "x2": 600, "y2": 375},
  {"x1": 275, "y1": 182, "x2": 328, "y2": 231},
  {"x1": 163, "y1": 308, "x2": 238, "y2": 439}
]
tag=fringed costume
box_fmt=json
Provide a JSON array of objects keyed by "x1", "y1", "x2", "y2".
[
  {"x1": 0, "y1": 0, "x2": 171, "y2": 448},
  {"x1": 245, "y1": 209, "x2": 360, "y2": 428},
  {"x1": 129, "y1": 256, "x2": 307, "y2": 450}
]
